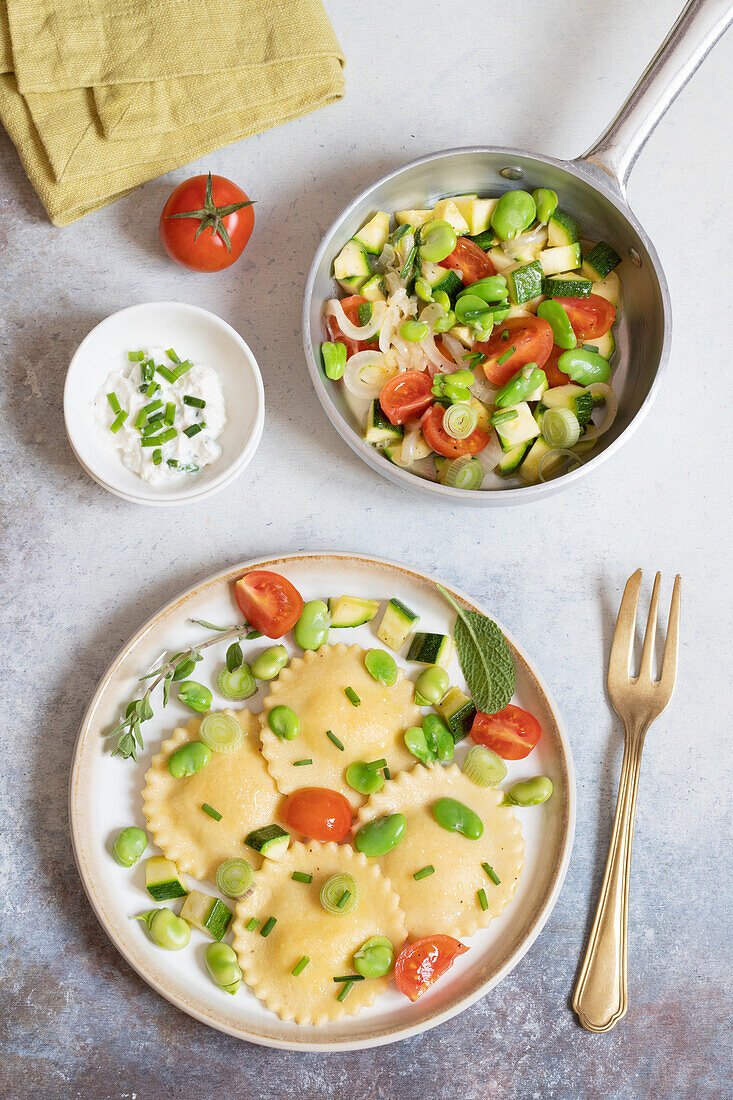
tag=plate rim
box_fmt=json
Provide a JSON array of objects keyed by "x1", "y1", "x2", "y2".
[{"x1": 68, "y1": 551, "x2": 576, "y2": 1050}]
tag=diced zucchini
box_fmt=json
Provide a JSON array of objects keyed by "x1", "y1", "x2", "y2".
[
  {"x1": 505, "y1": 305, "x2": 533, "y2": 320},
  {"x1": 433, "y1": 198, "x2": 470, "y2": 235},
  {"x1": 470, "y1": 228, "x2": 498, "y2": 251},
  {"x1": 519, "y1": 436, "x2": 597, "y2": 484},
  {"x1": 436, "y1": 687, "x2": 477, "y2": 743},
  {"x1": 383, "y1": 432, "x2": 432, "y2": 467},
  {"x1": 593, "y1": 329, "x2": 616, "y2": 360},
  {"x1": 359, "y1": 274, "x2": 387, "y2": 302},
  {"x1": 180, "y1": 889, "x2": 232, "y2": 941},
  {"x1": 328, "y1": 595, "x2": 380, "y2": 627},
  {"x1": 447, "y1": 325, "x2": 474, "y2": 347},
  {"x1": 434, "y1": 455, "x2": 449, "y2": 483},
  {"x1": 364, "y1": 400, "x2": 403, "y2": 445},
  {"x1": 547, "y1": 209, "x2": 580, "y2": 247},
  {"x1": 451, "y1": 195, "x2": 498, "y2": 236},
  {"x1": 582, "y1": 241, "x2": 622, "y2": 280},
  {"x1": 506, "y1": 260, "x2": 543, "y2": 304},
  {"x1": 539, "y1": 244, "x2": 582, "y2": 276},
  {"x1": 246, "y1": 824, "x2": 290, "y2": 860},
  {"x1": 145, "y1": 857, "x2": 187, "y2": 902},
  {"x1": 487, "y1": 246, "x2": 515, "y2": 273},
  {"x1": 394, "y1": 209, "x2": 433, "y2": 227},
  {"x1": 378, "y1": 598, "x2": 420, "y2": 652},
  {"x1": 495, "y1": 401, "x2": 541, "y2": 451},
  {"x1": 406, "y1": 632, "x2": 454, "y2": 668},
  {"x1": 542, "y1": 273, "x2": 592, "y2": 298},
  {"x1": 588, "y1": 270, "x2": 621, "y2": 307},
  {"x1": 496, "y1": 441, "x2": 531, "y2": 477},
  {"x1": 333, "y1": 239, "x2": 371, "y2": 293},
  {"x1": 469, "y1": 396, "x2": 491, "y2": 432},
  {"x1": 421, "y1": 262, "x2": 463, "y2": 298},
  {"x1": 354, "y1": 212, "x2": 390, "y2": 255},
  {"x1": 539, "y1": 384, "x2": 594, "y2": 428}
]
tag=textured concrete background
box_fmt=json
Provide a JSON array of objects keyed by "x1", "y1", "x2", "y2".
[{"x1": 1, "y1": 1, "x2": 731, "y2": 1097}]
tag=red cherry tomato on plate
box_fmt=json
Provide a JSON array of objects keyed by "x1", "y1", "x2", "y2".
[
  {"x1": 470, "y1": 704, "x2": 542, "y2": 760},
  {"x1": 380, "y1": 371, "x2": 434, "y2": 425},
  {"x1": 555, "y1": 295, "x2": 616, "y2": 341},
  {"x1": 475, "y1": 317, "x2": 554, "y2": 386},
  {"x1": 541, "y1": 344, "x2": 574, "y2": 388},
  {"x1": 394, "y1": 935, "x2": 468, "y2": 1001},
  {"x1": 159, "y1": 172, "x2": 254, "y2": 272},
  {"x1": 422, "y1": 404, "x2": 490, "y2": 458},
  {"x1": 234, "y1": 570, "x2": 303, "y2": 638},
  {"x1": 280, "y1": 788, "x2": 353, "y2": 842},
  {"x1": 443, "y1": 237, "x2": 496, "y2": 283},
  {"x1": 326, "y1": 295, "x2": 379, "y2": 359}
]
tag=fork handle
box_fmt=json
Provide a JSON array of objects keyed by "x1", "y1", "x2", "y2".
[{"x1": 572, "y1": 721, "x2": 647, "y2": 1031}]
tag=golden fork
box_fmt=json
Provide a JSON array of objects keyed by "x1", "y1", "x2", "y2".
[{"x1": 573, "y1": 569, "x2": 681, "y2": 1033}]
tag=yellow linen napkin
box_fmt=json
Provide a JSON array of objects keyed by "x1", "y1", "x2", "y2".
[{"x1": 0, "y1": 0, "x2": 344, "y2": 225}]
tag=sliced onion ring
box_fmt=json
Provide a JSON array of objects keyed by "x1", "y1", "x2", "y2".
[
  {"x1": 343, "y1": 351, "x2": 397, "y2": 399},
  {"x1": 582, "y1": 384, "x2": 618, "y2": 441},
  {"x1": 326, "y1": 298, "x2": 387, "y2": 341}
]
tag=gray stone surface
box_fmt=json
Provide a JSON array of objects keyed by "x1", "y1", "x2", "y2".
[{"x1": 1, "y1": 1, "x2": 731, "y2": 1097}]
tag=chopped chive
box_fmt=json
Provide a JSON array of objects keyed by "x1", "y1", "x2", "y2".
[
  {"x1": 345, "y1": 687, "x2": 360, "y2": 707},
  {"x1": 146, "y1": 410, "x2": 164, "y2": 425},
  {"x1": 142, "y1": 399, "x2": 163, "y2": 416},
  {"x1": 383, "y1": 766, "x2": 391, "y2": 780},
  {"x1": 173, "y1": 361, "x2": 194, "y2": 380},
  {"x1": 141, "y1": 419, "x2": 164, "y2": 437},
  {"x1": 413, "y1": 865, "x2": 435, "y2": 881},
  {"x1": 326, "y1": 729, "x2": 345, "y2": 751},
  {"x1": 141, "y1": 427, "x2": 176, "y2": 447},
  {"x1": 292, "y1": 956, "x2": 310, "y2": 976},
  {"x1": 106, "y1": 392, "x2": 121, "y2": 414},
  {"x1": 145, "y1": 381, "x2": 159, "y2": 397},
  {"x1": 366, "y1": 758, "x2": 387, "y2": 771},
  {"x1": 496, "y1": 345, "x2": 516, "y2": 366},
  {"x1": 164, "y1": 401, "x2": 176, "y2": 425},
  {"x1": 133, "y1": 409, "x2": 147, "y2": 429},
  {"x1": 167, "y1": 459, "x2": 179, "y2": 468},
  {"x1": 166, "y1": 348, "x2": 181, "y2": 364},
  {"x1": 491, "y1": 409, "x2": 518, "y2": 426},
  {"x1": 333, "y1": 974, "x2": 364, "y2": 983},
  {"x1": 245, "y1": 917, "x2": 259, "y2": 932},
  {"x1": 477, "y1": 887, "x2": 489, "y2": 911},
  {"x1": 293, "y1": 758, "x2": 313, "y2": 766},
  {"x1": 246, "y1": 629, "x2": 263, "y2": 640},
  {"x1": 141, "y1": 358, "x2": 156, "y2": 383},
  {"x1": 184, "y1": 395, "x2": 206, "y2": 408},
  {"x1": 183, "y1": 423, "x2": 205, "y2": 438},
  {"x1": 336, "y1": 979, "x2": 356, "y2": 1002},
  {"x1": 152, "y1": 448, "x2": 162, "y2": 466},
  {"x1": 481, "y1": 861, "x2": 501, "y2": 885},
  {"x1": 260, "y1": 916, "x2": 277, "y2": 938},
  {"x1": 583, "y1": 343, "x2": 599, "y2": 353},
  {"x1": 201, "y1": 803, "x2": 222, "y2": 821},
  {"x1": 291, "y1": 871, "x2": 312, "y2": 884},
  {"x1": 157, "y1": 364, "x2": 176, "y2": 383},
  {"x1": 128, "y1": 350, "x2": 145, "y2": 361},
  {"x1": 110, "y1": 411, "x2": 128, "y2": 433},
  {"x1": 336, "y1": 889, "x2": 351, "y2": 910},
  {"x1": 501, "y1": 329, "x2": 510, "y2": 341}
]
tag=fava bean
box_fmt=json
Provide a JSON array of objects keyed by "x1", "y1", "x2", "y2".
[
  {"x1": 491, "y1": 190, "x2": 537, "y2": 241},
  {"x1": 205, "y1": 941, "x2": 242, "y2": 994},
  {"x1": 433, "y1": 310, "x2": 456, "y2": 333},
  {"x1": 419, "y1": 219, "x2": 458, "y2": 264},
  {"x1": 354, "y1": 936, "x2": 395, "y2": 978},
  {"x1": 354, "y1": 812, "x2": 407, "y2": 857},
  {"x1": 365, "y1": 648, "x2": 397, "y2": 687},
  {"x1": 345, "y1": 760, "x2": 386, "y2": 796},
  {"x1": 404, "y1": 726, "x2": 432, "y2": 766},
  {"x1": 459, "y1": 276, "x2": 508, "y2": 304},
  {"x1": 294, "y1": 600, "x2": 330, "y2": 651},
  {"x1": 112, "y1": 826, "x2": 147, "y2": 867},
  {"x1": 433, "y1": 291, "x2": 451, "y2": 311},
  {"x1": 532, "y1": 187, "x2": 558, "y2": 223},
  {"x1": 168, "y1": 740, "x2": 210, "y2": 778},
  {"x1": 495, "y1": 364, "x2": 547, "y2": 408},
  {"x1": 537, "y1": 299, "x2": 577, "y2": 349},
  {"x1": 423, "y1": 714, "x2": 454, "y2": 763},
  {"x1": 251, "y1": 645, "x2": 289, "y2": 681},
  {"x1": 415, "y1": 277, "x2": 434, "y2": 302},
  {"x1": 432, "y1": 797, "x2": 484, "y2": 839},
  {"x1": 177, "y1": 680, "x2": 212, "y2": 713},
  {"x1": 267, "y1": 704, "x2": 299, "y2": 741},
  {"x1": 455, "y1": 294, "x2": 489, "y2": 325},
  {"x1": 136, "y1": 907, "x2": 191, "y2": 950},
  {"x1": 504, "y1": 776, "x2": 553, "y2": 806},
  {"x1": 321, "y1": 341, "x2": 347, "y2": 381},
  {"x1": 557, "y1": 347, "x2": 611, "y2": 385},
  {"x1": 400, "y1": 319, "x2": 429, "y2": 342},
  {"x1": 415, "y1": 665, "x2": 450, "y2": 706}
]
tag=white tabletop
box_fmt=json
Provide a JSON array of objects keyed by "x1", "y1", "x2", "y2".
[{"x1": 1, "y1": 1, "x2": 730, "y2": 1096}]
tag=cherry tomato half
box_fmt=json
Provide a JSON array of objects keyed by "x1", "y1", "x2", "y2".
[
  {"x1": 280, "y1": 787, "x2": 353, "y2": 842},
  {"x1": 475, "y1": 316, "x2": 554, "y2": 386},
  {"x1": 542, "y1": 344, "x2": 574, "y2": 388},
  {"x1": 555, "y1": 294, "x2": 616, "y2": 342},
  {"x1": 394, "y1": 935, "x2": 468, "y2": 1001},
  {"x1": 422, "y1": 404, "x2": 490, "y2": 458},
  {"x1": 470, "y1": 704, "x2": 542, "y2": 760},
  {"x1": 326, "y1": 295, "x2": 378, "y2": 359},
  {"x1": 380, "y1": 371, "x2": 434, "y2": 425},
  {"x1": 234, "y1": 570, "x2": 303, "y2": 638},
  {"x1": 443, "y1": 237, "x2": 496, "y2": 284},
  {"x1": 159, "y1": 172, "x2": 254, "y2": 273}
]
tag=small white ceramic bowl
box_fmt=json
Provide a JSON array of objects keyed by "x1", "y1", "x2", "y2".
[{"x1": 64, "y1": 302, "x2": 265, "y2": 506}]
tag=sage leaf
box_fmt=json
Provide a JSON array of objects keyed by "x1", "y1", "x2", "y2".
[{"x1": 436, "y1": 584, "x2": 515, "y2": 714}]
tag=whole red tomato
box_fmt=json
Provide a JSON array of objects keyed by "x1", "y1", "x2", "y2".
[{"x1": 159, "y1": 172, "x2": 254, "y2": 272}]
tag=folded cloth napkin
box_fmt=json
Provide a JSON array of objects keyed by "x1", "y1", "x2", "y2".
[{"x1": 0, "y1": 0, "x2": 344, "y2": 225}]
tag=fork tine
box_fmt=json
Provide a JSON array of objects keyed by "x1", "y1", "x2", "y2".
[
  {"x1": 609, "y1": 569, "x2": 643, "y2": 681},
  {"x1": 659, "y1": 575, "x2": 682, "y2": 696},
  {"x1": 638, "y1": 572, "x2": 661, "y2": 680}
]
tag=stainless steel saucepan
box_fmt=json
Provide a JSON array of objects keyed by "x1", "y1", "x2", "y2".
[{"x1": 303, "y1": 0, "x2": 731, "y2": 504}]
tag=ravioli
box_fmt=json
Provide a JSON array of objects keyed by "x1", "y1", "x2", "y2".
[
  {"x1": 354, "y1": 764, "x2": 524, "y2": 939},
  {"x1": 231, "y1": 840, "x2": 407, "y2": 1026},
  {"x1": 260, "y1": 644, "x2": 420, "y2": 808},
  {"x1": 142, "y1": 709, "x2": 282, "y2": 881}
]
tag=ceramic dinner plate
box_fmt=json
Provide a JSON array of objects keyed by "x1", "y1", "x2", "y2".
[{"x1": 69, "y1": 552, "x2": 575, "y2": 1049}]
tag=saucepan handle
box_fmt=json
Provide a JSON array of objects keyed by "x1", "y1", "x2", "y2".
[{"x1": 579, "y1": 0, "x2": 732, "y2": 197}]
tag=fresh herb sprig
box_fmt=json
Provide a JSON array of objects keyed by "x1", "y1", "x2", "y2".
[
  {"x1": 436, "y1": 584, "x2": 515, "y2": 714},
  {"x1": 106, "y1": 620, "x2": 250, "y2": 761}
]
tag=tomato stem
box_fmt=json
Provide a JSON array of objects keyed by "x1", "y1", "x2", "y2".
[{"x1": 165, "y1": 171, "x2": 254, "y2": 252}]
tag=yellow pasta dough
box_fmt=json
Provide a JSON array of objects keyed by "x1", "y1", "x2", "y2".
[
  {"x1": 142, "y1": 709, "x2": 282, "y2": 881},
  {"x1": 354, "y1": 764, "x2": 524, "y2": 939},
  {"x1": 232, "y1": 841, "x2": 407, "y2": 1026},
  {"x1": 260, "y1": 644, "x2": 420, "y2": 808}
]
